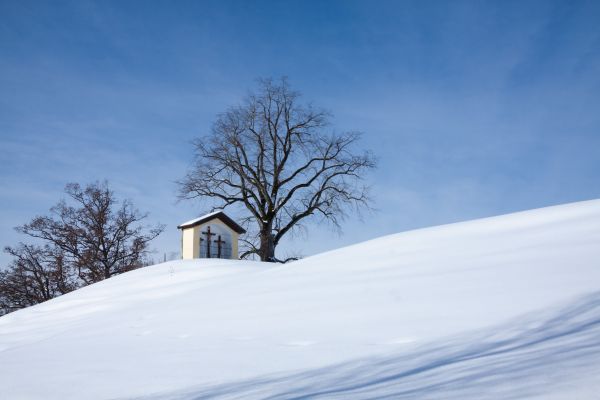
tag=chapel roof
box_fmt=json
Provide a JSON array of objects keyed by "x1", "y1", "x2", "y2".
[{"x1": 177, "y1": 211, "x2": 246, "y2": 234}]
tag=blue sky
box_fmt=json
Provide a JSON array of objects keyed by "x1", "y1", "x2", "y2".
[{"x1": 1, "y1": 0, "x2": 599, "y2": 264}]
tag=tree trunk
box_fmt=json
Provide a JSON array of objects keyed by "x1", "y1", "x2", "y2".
[{"x1": 259, "y1": 225, "x2": 275, "y2": 262}]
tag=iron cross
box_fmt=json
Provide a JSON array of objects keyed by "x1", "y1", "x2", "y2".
[
  {"x1": 214, "y1": 235, "x2": 226, "y2": 259},
  {"x1": 201, "y1": 226, "x2": 216, "y2": 258}
]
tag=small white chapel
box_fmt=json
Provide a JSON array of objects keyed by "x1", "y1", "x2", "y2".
[{"x1": 178, "y1": 211, "x2": 246, "y2": 260}]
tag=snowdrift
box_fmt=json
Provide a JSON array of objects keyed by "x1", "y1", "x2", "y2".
[{"x1": 1, "y1": 200, "x2": 599, "y2": 399}]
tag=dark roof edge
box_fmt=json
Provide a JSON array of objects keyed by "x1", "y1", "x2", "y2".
[{"x1": 177, "y1": 211, "x2": 246, "y2": 234}]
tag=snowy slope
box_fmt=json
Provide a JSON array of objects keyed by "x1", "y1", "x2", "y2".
[{"x1": 1, "y1": 200, "x2": 600, "y2": 399}]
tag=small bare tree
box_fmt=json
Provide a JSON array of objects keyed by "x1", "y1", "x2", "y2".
[
  {"x1": 17, "y1": 182, "x2": 165, "y2": 284},
  {"x1": 179, "y1": 78, "x2": 376, "y2": 262},
  {"x1": 0, "y1": 244, "x2": 76, "y2": 315}
]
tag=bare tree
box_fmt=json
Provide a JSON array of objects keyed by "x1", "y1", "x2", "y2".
[
  {"x1": 0, "y1": 244, "x2": 76, "y2": 315},
  {"x1": 17, "y1": 182, "x2": 165, "y2": 284},
  {"x1": 179, "y1": 78, "x2": 376, "y2": 262}
]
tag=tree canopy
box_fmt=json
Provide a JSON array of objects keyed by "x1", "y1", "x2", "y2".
[
  {"x1": 179, "y1": 78, "x2": 376, "y2": 261},
  {"x1": 1, "y1": 181, "x2": 164, "y2": 315}
]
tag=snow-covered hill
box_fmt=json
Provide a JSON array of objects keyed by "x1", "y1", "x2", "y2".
[{"x1": 1, "y1": 200, "x2": 600, "y2": 399}]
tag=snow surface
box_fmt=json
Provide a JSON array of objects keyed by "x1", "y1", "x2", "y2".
[
  {"x1": 1, "y1": 199, "x2": 600, "y2": 399},
  {"x1": 178, "y1": 211, "x2": 224, "y2": 228}
]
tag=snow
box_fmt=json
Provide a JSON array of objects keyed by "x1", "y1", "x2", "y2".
[
  {"x1": 1, "y1": 199, "x2": 600, "y2": 399},
  {"x1": 178, "y1": 210, "x2": 224, "y2": 228}
]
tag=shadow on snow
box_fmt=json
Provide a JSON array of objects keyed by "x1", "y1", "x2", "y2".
[{"x1": 131, "y1": 291, "x2": 600, "y2": 399}]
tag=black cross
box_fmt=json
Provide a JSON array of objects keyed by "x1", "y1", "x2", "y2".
[
  {"x1": 201, "y1": 226, "x2": 216, "y2": 258},
  {"x1": 214, "y1": 235, "x2": 226, "y2": 259}
]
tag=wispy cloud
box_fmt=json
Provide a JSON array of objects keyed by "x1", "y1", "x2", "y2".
[{"x1": 1, "y1": 0, "x2": 599, "y2": 264}]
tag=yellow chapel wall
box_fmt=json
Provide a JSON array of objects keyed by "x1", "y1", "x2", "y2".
[{"x1": 181, "y1": 226, "x2": 198, "y2": 259}]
